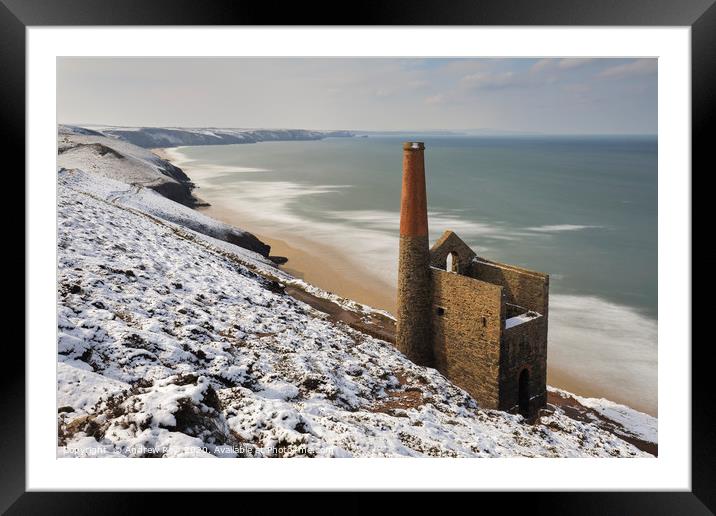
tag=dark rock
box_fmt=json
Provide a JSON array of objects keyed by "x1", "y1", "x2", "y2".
[{"x1": 225, "y1": 231, "x2": 271, "y2": 257}]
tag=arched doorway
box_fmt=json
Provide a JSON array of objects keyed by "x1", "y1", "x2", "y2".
[
  {"x1": 518, "y1": 368, "x2": 530, "y2": 417},
  {"x1": 446, "y1": 251, "x2": 459, "y2": 273}
]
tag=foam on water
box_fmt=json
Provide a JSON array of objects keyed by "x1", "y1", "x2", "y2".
[
  {"x1": 549, "y1": 294, "x2": 657, "y2": 414},
  {"x1": 526, "y1": 224, "x2": 603, "y2": 232}
]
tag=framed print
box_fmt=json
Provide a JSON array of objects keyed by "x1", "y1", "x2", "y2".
[{"x1": 4, "y1": 0, "x2": 713, "y2": 511}]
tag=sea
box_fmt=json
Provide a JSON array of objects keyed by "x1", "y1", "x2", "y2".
[{"x1": 168, "y1": 134, "x2": 658, "y2": 415}]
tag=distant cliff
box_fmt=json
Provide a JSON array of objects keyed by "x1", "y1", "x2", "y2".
[{"x1": 80, "y1": 126, "x2": 354, "y2": 149}]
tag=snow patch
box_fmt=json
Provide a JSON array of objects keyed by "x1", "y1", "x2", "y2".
[
  {"x1": 549, "y1": 387, "x2": 657, "y2": 444},
  {"x1": 505, "y1": 311, "x2": 541, "y2": 329}
]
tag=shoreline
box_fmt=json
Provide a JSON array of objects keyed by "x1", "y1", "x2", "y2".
[
  {"x1": 153, "y1": 147, "x2": 397, "y2": 314},
  {"x1": 153, "y1": 146, "x2": 656, "y2": 417},
  {"x1": 197, "y1": 203, "x2": 399, "y2": 314}
]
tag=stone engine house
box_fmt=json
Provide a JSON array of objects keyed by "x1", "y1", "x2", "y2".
[{"x1": 396, "y1": 142, "x2": 549, "y2": 418}]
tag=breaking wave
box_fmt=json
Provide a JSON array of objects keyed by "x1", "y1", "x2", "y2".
[{"x1": 549, "y1": 294, "x2": 657, "y2": 415}]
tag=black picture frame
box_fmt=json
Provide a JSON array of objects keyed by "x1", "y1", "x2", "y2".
[{"x1": 4, "y1": 0, "x2": 711, "y2": 512}]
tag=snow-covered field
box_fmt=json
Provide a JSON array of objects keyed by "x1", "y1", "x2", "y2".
[
  {"x1": 57, "y1": 171, "x2": 654, "y2": 458},
  {"x1": 548, "y1": 388, "x2": 657, "y2": 445}
]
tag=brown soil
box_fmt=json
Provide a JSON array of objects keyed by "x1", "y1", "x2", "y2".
[
  {"x1": 369, "y1": 371, "x2": 425, "y2": 415},
  {"x1": 284, "y1": 286, "x2": 395, "y2": 344}
]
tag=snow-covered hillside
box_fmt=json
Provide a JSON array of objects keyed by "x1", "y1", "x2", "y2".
[
  {"x1": 57, "y1": 168, "x2": 655, "y2": 458},
  {"x1": 58, "y1": 125, "x2": 202, "y2": 208},
  {"x1": 58, "y1": 126, "x2": 271, "y2": 256},
  {"x1": 80, "y1": 125, "x2": 354, "y2": 148}
]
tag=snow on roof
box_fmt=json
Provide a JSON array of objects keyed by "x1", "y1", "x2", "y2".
[{"x1": 505, "y1": 310, "x2": 542, "y2": 329}]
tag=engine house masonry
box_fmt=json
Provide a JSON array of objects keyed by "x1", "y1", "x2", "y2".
[{"x1": 396, "y1": 142, "x2": 550, "y2": 418}]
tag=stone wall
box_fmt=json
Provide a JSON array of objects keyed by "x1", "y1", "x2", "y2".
[
  {"x1": 429, "y1": 230, "x2": 476, "y2": 275},
  {"x1": 471, "y1": 259, "x2": 549, "y2": 415},
  {"x1": 399, "y1": 228, "x2": 550, "y2": 417},
  {"x1": 471, "y1": 258, "x2": 549, "y2": 319},
  {"x1": 500, "y1": 316, "x2": 548, "y2": 414},
  {"x1": 430, "y1": 267, "x2": 505, "y2": 409},
  {"x1": 396, "y1": 235, "x2": 434, "y2": 366}
]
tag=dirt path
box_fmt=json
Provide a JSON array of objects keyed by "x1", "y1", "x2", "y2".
[{"x1": 284, "y1": 286, "x2": 395, "y2": 344}]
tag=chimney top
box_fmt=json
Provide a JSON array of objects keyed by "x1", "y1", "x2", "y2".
[{"x1": 403, "y1": 141, "x2": 425, "y2": 151}]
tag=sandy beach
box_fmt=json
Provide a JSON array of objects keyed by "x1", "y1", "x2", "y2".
[
  {"x1": 201, "y1": 203, "x2": 398, "y2": 314},
  {"x1": 154, "y1": 147, "x2": 398, "y2": 314}
]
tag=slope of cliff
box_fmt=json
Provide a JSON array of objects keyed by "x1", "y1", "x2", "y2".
[
  {"x1": 58, "y1": 126, "x2": 271, "y2": 257},
  {"x1": 57, "y1": 169, "x2": 655, "y2": 458},
  {"x1": 58, "y1": 125, "x2": 202, "y2": 207}
]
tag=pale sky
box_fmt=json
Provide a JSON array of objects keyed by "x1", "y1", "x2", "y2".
[{"x1": 57, "y1": 57, "x2": 657, "y2": 135}]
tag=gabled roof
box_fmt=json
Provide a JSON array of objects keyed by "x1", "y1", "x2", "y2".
[{"x1": 429, "y1": 230, "x2": 476, "y2": 274}]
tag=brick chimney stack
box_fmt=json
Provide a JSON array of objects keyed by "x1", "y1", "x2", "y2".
[{"x1": 396, "y1": 142, "x2": 433, "y2": 366}]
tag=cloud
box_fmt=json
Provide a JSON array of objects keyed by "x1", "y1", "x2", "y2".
[
  {"x1": 58, "y1": 57, "x2": 657, "y2": 133},
  {"x1": 531, "y1": 58, "x2": 595, "y2": 73},
  {"x1": 424, "y1": 93, "x2": 447, "y2": 105},
  {"x1": 438, "y1": 59, "x2": 490, "y2": 75},
  {"x1": 407, "y1": 79, "x2": 429, "y2": 90},
  {"x1": 561, "y1": 83, "x2": 595, "y2": 104},
  {"x1": 375, "y1": 79, "x2": 429, "y2": 98},
  {"x1": 598, "y1": 59, "x2": 657, "y2": 79},
  {"x1": 558, "y1": 58, "x2": 596, "y2": 69},
  {"x1": 530, "y1": 59, "x2": 553, "y2": 73},
  {"x1": 460, "y1": 71, "x2": 529, "y2": 91},
  {"x1": 562, "y1": 83, "x2": 591, "y2": 93}
]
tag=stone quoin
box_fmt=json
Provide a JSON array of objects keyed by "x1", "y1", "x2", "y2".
[{"x1": 396, "y1": 142, "x2": 549, "y2": 418}]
